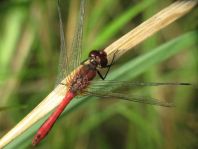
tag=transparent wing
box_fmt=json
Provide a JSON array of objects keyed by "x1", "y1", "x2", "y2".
[
  {"x1": 84, "y1": 90, "x2": 175, "y2": 107},
  {"x1": 79, "y1": 81, "x2": 191, "y2": 107},
  {"x1": 59, "y1": 80, "x2": 190, "y2": 93},
  {"x1": 70, "y1": 0, "x2": 86, "y2": 72},
  {"x1": 89, "y1": 80, "x2": 191, "y2": 90},
  {"x1": 56, "y1": 0, "x2": 86, "y2": 85},
  {"x1": 58, "y1": 79, "x2": 190, "y2": 106},
  {"x1": 56, "y1": 0, "x2": 70, "y2": 85}
]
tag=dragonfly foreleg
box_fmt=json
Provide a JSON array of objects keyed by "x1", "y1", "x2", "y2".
[{"x1": 97, "y1": 50, "x2": 118, "y2": 80}]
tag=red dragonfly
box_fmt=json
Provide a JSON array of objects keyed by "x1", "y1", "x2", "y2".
[{"x1": 32, "y1": 0, "x2": 191, "y2": 145}]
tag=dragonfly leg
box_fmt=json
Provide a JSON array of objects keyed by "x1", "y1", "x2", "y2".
[
  {"x1": 97, "y1": 50, "x2": 118, "y2": 80},
  {"x1": 97, "y1": 70, "x2": 105, "y2": 80}
]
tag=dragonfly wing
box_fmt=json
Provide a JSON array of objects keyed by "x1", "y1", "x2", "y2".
[
  {"x1": 56, "y1": 0, "x2": 86, "y2": 85},
  {"x1": 56, "y1": 0, "x2": 70, "y2": 85},
  {"x1": 84, "y1": 90, "x2": 175, "y2": 107},
  {"x1": 70, "y1": 0, "x2": 86, "y2": 72},
  {"x1": 89, "y1": 80, "x2": 191, "y2": 91},
  {"x1": 91, "y1": 80, "x2": 191, "y2": 87}
]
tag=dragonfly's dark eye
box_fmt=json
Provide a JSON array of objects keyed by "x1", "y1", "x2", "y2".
[
  {"x1": 89, "y1": 50, "x2": 100, "y2": 58},
  {"x1": 98, "y1": 51, "x2": 108, "y2": 67},
  {"x1": 89, "y1": 50, "x2": 108, "y2": 67},
  {"x1": 99, "y1": 51, "x2": 107, "y2": 58}
]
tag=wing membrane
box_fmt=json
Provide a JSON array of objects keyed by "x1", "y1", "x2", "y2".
[
  {"x1": 84, "y1": 90, "x2": 175, "y2": 107},
  {"x1": 56, "y1": 0, "x2": 70, "y2": 85},
  {"x1": 70, "y1": 0, "x2": 86, "y2": 72},
  {"x1": 91, "y1": 80, "x2": 191, "y2": 86},
  {"x1": 56, "y1": 0, "x2": 86, "y2": 85},
  {"x1": 89, "y1": 80, "x2": 191, "y2": 90}
]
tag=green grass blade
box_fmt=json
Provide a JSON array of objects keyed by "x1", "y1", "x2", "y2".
[
  {"x1": 90, "y1": 0, "x2": 155, "y2": 49},
  {"x1": 109, "y1": 31, "x2": 197, "y2": 80}
]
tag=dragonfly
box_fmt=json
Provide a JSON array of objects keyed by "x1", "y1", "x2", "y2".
[{"x1": 32, "y1": 0, "x2": 191, "y2": 145}]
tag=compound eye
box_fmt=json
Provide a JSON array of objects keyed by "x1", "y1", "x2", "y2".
[
  {"x1": 99, "y1": 51, "x2": 107, "y2": 57},
  {"x1": 89, "y1": 50, "x2": 99, "y2": 58}
]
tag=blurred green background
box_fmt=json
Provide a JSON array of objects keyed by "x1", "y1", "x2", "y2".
[{"x1": 0, "y1": 0, "x2": 197, "y2": 148}]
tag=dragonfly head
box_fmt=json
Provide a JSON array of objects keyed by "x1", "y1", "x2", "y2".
[{"x1": 89, "y1": 50, "x2": 108, "y2": 68}]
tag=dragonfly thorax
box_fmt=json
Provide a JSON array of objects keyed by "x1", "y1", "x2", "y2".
[
  {"x1": 69, "y1": 73, "x2": 89, "y2": 94},
  {"x1": 89, "y1": 50, "x2": 108, "y2": 68}
]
